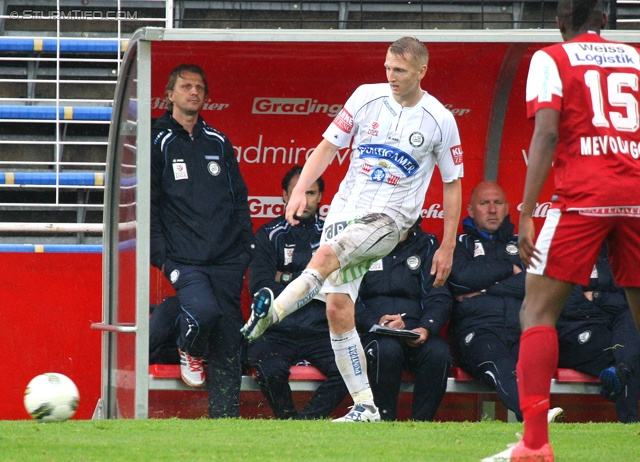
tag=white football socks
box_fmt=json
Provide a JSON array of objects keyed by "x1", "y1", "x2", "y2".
[
  {"x1": 331, "y1": 328, "x2": 375, "y2": 405},
  {"x1": 272, "y1": 268, "x2": 324, "y2": 321}
]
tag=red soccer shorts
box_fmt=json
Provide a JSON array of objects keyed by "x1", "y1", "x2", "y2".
[{"x1": 529, "y1": 208, "x2": 640, "y2": 287}]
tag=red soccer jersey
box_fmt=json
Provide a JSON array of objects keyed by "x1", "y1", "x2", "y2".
[{"x1": 526, "y1": 33, "x2": 640, "y2": 211}]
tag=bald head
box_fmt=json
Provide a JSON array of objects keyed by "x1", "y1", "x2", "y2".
[{"x1": 467, "y1": 181, "x2": 509, "y2": 234}]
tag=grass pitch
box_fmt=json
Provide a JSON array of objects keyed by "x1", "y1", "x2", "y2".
[{"x1": 0, "y1": 418, "x2": 638, "y2": 461}]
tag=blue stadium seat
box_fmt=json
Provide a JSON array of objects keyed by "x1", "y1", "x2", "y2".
[
  {"x1": 0, "y1": 172, "x2": 105, "y2": 186},
  {"x1": 0, "y1": 38, "x2": 125, "y2": 53},
  {"x1": 0, "y1": 105, "x2": 112, "y2": 121},
  {"x1": 0, "y1": 244, "x2": 102, "y2": 253}
]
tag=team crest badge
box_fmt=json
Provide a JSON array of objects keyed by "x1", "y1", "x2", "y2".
[
  {"x1": 406, "y1": 255, "x2": 421, "y2": 270},
  {"x1": 505, "y1": 244, "x2": 519, "y2": 255},
  {"x1": 207, "y1": 161, "x2": 221, "y2": 176},
  {"x1": 170, "y1": 269, "x2": 180, "y2": 284},
  {"x1": 578, "y1": 330, "x2": 591, "y2": 344},
  {"x1": 473, "y1": 242, "x2": 485, "y2": 257},
  {"x1": 409, "y1": 132, "x2": 424, "y2": 148},
  {"x1": 371, "y1": 167, "x2": 386, "y2": 182}
]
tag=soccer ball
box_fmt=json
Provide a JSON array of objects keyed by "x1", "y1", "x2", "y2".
[{"x1": 24, "y1": 373, "x2": 79, "y2": 422}]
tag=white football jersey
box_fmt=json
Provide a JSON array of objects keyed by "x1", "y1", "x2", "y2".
[{"x1": 323, "y1": 83, "x2": 464, "y2": 234}]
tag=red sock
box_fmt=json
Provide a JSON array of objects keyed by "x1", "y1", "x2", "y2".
[{"x1": 517, "y1": 325, "x2": 558, "y2": 450}]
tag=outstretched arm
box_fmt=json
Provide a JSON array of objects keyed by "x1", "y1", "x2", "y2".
[{"x1": 286, "y1": 138, "x2": 340, "y2": 226}]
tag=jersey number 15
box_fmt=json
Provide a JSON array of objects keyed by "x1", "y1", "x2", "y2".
[{"x1": 585, "y1": 70, "x2": 639, "y2": 132}]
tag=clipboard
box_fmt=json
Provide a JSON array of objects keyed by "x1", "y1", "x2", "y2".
[{"x1": 369, "y1": 324, "x2": 421, "y2": 339}]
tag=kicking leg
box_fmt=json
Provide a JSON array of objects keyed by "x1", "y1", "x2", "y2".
[{"x1": 241, "y1": 245, "x2": 338, "y2": 341}]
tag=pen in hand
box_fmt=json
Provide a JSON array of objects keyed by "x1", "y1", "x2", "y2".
[{"x1": 381, "y1": 313, "x2": 406, "y2": 327}]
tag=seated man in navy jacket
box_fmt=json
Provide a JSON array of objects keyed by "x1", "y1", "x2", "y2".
[
  {"x1": 355, "y1": 218, "x2": 452, "y2": 421},
  {"x1": 557, "y1": 243, "x2": 640, "y2": 423},
  {"x1": 246, "y1": 166, "x2": 348, "y2": 419},
  {"x1": 448, "y1": 181, "x2": 562, "y2": 423}
]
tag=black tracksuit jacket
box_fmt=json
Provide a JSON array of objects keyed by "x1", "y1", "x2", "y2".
[
  {"x1": 150, "y1": 111, "x2": 254, "y2": 269},
  {"x1": 447, "y1": 215, "x2": 525, "y2": 341}
]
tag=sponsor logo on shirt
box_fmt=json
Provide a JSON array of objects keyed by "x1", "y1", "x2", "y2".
[
  {"x1": 474, "y1": 242, "x2": 485, "y2": 257},
  {"x1": 332, "y1": 107, "x2": 355, "y2": 133},
  {"x1": 359, "y1": 144, "x2": 419, "y2": 177},
  {"x1": 564, "y1": 42, "x2": 639, "y2": 68},
  {"x1": 450, "y1": 145, "x2": 464, "y2": 165},
  {"x1": 578, "y1": 206, "x2": 640, "y2": 217},
  {"x1": 284, "y1": 245, "x2": 294, "y2": 266},
  {"x1": 172, "y1": 161, "x2": 188, "y2": 180},
  {"x1": 360, "y1": 162, "x2": 400, "y2": 185}
]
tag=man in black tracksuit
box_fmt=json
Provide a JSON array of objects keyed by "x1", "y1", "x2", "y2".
[
  {"x1": 246, "y1": 166, "x2": 348, "y2": 419},
  {"x1": 355, "y1": 221, "x2": 452, "y2": 421},
  {"x1": 557, "y1": 244, "x2": 640, "y2": 423},
  {"x1": 150, "y1": 64, "x2": 254, "y2": 418},
  {"x1": 448, "y1": 182, "x2": 526, "y2": 421}
]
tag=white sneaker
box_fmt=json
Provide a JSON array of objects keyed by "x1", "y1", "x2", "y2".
[
  {"x1": 240, "y1": 288, "x2": 276, "y2": 341},
  {"x1": 547, "y1": 407, "x2": 564, "y2": 423},
  {"x1": 332, "y1": 403, "x2": 381, "y2": 422},
  {"x1": 179, "y1": 350, "x2": 205, "y2": 388}
]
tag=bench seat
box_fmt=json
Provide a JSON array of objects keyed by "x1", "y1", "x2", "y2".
[{"x1": 148, "y1": 364, "x2": 602, "y2": 395}]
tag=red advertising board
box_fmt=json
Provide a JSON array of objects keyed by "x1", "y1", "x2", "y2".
[{"x1": 150, "y1": 40, "x2": 513, "y2": 235}]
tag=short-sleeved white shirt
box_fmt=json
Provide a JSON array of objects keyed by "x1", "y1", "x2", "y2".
[{"x1": 323, "y1": 83, "x2": 464, "y2": 235}]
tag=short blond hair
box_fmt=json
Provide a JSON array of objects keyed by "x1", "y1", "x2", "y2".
[{"x1": 388, "y1": 37, "x2": 429, "y2": 69}]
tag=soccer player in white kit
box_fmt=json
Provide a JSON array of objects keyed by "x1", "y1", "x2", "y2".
[
  {"x1": 242, "y1": 36, "x2": 464, "y2": 422},
  {"x1": 483, "y1": 0, "x2": 640, "y2": 460}
]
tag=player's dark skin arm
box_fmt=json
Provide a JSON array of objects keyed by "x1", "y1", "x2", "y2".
[{"x1": 518, "y1": 108, "x2": 559, "y2": 268}]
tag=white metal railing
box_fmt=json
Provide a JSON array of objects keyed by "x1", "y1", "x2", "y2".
[
  {"x1": 617, "y1": 0, "x2": 640, "y2": 24},
  {"x1": 0, "y1": 0, "x2": 171, "y2": 238}
]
